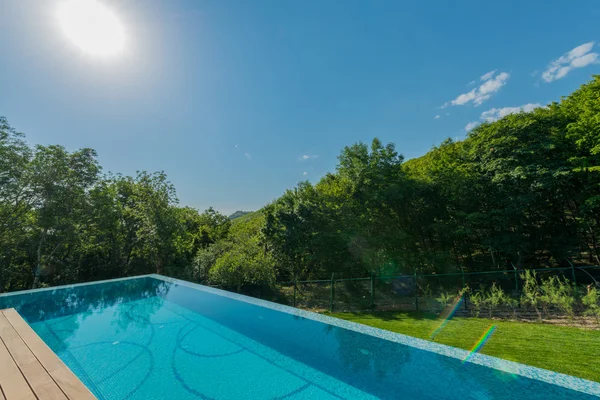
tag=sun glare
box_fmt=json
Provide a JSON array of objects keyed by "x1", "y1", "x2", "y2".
[{"x1": 58, "y1": 0, "x2": 125, "y2": 57}]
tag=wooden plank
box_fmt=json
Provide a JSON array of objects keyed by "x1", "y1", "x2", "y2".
[
  {"x1": 0, "y1": 336, "x2": 36, "y2": 400},
  {"x1": 0, "y1": 312, "x2": 68, "y2": 400},
  {"x1": 2, "y1": 309, "x2": 96, "y2": 400}
]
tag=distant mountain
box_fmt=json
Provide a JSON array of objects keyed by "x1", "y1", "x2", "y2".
[{"x1": 229, "y1": 211, "x2": 252, "y2": 220}]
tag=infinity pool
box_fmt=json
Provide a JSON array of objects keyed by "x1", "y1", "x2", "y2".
[{"x1": 0, "y1": 275, "x2": 598, "y2": 400}]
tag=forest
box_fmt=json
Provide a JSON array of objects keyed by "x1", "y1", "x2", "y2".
[{"x1": 1, "y1": 76, "x2": 599, "y2": 293}]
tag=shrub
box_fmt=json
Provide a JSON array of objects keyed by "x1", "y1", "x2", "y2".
[
  {"x1": 505, "y1": 297, "x2": 519, "y2": 319},
  {"x1": 540, "y1": 276, "x2": 575, "y2": 318},
  {"x1": 582, "y1": 286, "x2": 600, "y2": 324},
  {"x1": 419, "y1": 284, "x2": 437, "y2": 312},
  {"x1": 502, "y1": 292, "x2": 519, "y2": 319},
  {"x1": 520, "y1": 270, "x2": 543, "y2": 321},
  {"x1": 436, "y1": 290, "x2": 455, "y2": 310},
  {"x1": 469, "y1": 289, "x2": 485, "y2": 317},
  {"x1": 482, "y1": 283, "x2": 507, "y2": 318}
]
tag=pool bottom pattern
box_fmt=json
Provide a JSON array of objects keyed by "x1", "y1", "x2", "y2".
[
  {"x1": 2, "y1": 275, "x2": 595, "y2": 400},
  {"x1": 31, "y1": 297, "x2": 376, "y2": 400}
]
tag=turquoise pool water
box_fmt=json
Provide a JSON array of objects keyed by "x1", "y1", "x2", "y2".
[{"x1": 0, "y1": 275, "x2": 598, "y2": 400}]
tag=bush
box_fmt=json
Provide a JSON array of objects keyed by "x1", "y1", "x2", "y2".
[
  {"x1": 582, "y1": 286, "x2": 600, "y2": 324},
  {"x1": 469, "y1": 289, "x2": 485, "y2": 317},
  {"x1": 419, "y1": 285, "x2": 438, "y2": 312},
  {"x1": 503, "y1": 295, "x2": 519, "y2": 319},
  {"x1": 436, "y1": 290, "x2": 455, "y2": 310},
  {"x1": 520, "y1": 270, "x2": 543, "y2": 321},
  {"x1": 483, "y1": 283, "x2": 506, "y2": 318},
  {"x1": 540, "y1": 276, "x2": 575, "y2": 319},
  {"x1": 208, "y1": 238, "x2": 276, "y2": 292}
]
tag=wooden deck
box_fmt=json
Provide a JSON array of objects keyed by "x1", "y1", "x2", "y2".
[{"x1": 0, "y1": 309, "x2": 96, "y2": 400}]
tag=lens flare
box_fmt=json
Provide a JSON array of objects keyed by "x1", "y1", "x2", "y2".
[
  {"x1": 430, "y1": 295, "x2": 463, "y2": 340},
  {"x1": 463, "y1": 324, "x2": 496, "y2": 363}
]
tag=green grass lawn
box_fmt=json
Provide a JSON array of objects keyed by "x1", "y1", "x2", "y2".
[{"x1": 330, "y1": 311, "x2": 600, "y2": 383}]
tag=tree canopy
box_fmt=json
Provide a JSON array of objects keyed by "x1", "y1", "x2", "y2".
[{"x1": 1, "y1": 76, "x2": 600, "y2": 292}]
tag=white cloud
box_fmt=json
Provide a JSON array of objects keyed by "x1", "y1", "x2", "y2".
[
  {"x1": 434, "y1": 114, "x2": 440, "y2": 119},
  {"x1": 571, "y1": 52, "x2": 598, "y2": 68},
  {"x1": 244, "y1": 152, "x2": 251, "y2": 160},
  {"x1": 480, "y1": 103, "x2": 542, "y2": 122},
  {"x1": 466, "y1": 102, "x2": 542, "y2": 131},
  {"x1": 465, "y1": 121, "x2": 479, "y2": 132},
  {"x1": 299, "y1": 154, "x2": 317, "y2": 161},
  {"x1": 479, "y1": 72, "x2": 509, "y2": 94},
  {"x1": 444, "y1": 71, "x2": 510, "y2": 108},
  {"x1": 480, "y1": 70, "x2": 497, "y2": 81},
  {"x1": 303, "y1": 171, "x2": 307, "y2": 176},
  {"x1": 542, "y1": 42, "x2": 599, "y2": 82}
]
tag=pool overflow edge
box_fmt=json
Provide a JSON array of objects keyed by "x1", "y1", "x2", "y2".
[
  {"x1": 148, "y1": 274, "x2": 600, "y2": 397},
  {"x1": 0, "y1": 273, "x2": 599, "y2": 397}
]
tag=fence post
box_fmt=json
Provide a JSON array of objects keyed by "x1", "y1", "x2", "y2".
[
  {"x1": 461, "y1": 268, "x2": 468, "y2": 310},
  {"x1": 293, "y1": 280, "x2": 297, "y2": 307},
  {"x1": 512, "y1": 263, "x2": 521, "y2": 308},
  {"x1": 414, "y1": 271, "x2": 419, "y2": 312},
  {"x1": 370, "y1": 273, "x2": 375, "y2": 308},
  {"x1": 330, "y1": 273, "x2": 335, "y2": 313},
  {"x1": 567, "y1": 259, "x2": 577, "y2": 287}
]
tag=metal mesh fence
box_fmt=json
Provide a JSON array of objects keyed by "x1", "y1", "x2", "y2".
[
  {"x1": 333, "y1": 278, "x2": 372, "y2": 311},
  {"x1": 274, "y1": 265, "x2": 600, "y2": 313},
  {"x1": 294, "y1": 281, "x2": 332, "y2": 310},
  {"x1": 208, "y1": 265, "x2": 600, "y2": 315},
  {"x1": 374, "y1": 275, "x2": 416, "y2": 311}
]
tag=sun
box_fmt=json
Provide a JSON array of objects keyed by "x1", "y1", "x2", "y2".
[{"x1": 57, "y1": 0, "x2": 125, "y2": 57}]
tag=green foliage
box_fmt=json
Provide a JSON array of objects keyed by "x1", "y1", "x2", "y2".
[
  {"x1": 582, "y1": 286, "x2": 600, "y2": 323},
  {"x1": 419, "y1": 285, "x2": 437, "y2": 311},
  {"x1": 2, "y1": 76, "x2": 600, "y2": 296},
  {"x1": 435, "y1": 291, "x2": 455, "y2": 309},
  {"x1": 209, "y1": 240, "x2": 275, "y2": 291},
  {"x1": 518, "y1": 271, "x2": 591, "y2": 320},
  {"x1": 263, "y1": 182, "x2": 356, "y2": 280},
  {"x1": 483, "y1": 284, "x2": 506, "y2": 318},
  {"x1": 520, "y1": 270, "x2": 543, "y2": 320},
  {"x1": 228, "y1": 210, "x2": 252, "y2": 220},
  {"x1": 503, "y1": 295, "x2": 519, "y2": 319},
  {"x1": 540, "y1": 276, "x2": 576, "y2": 318},
  {"x1": 0, "y1": 117, "x2": 233, "y2": 291},
  {"x1": 261, "y1": 78, "x2": 600, "y2": 280},
  {"x1": 468, "y1": 284, "x2": 511, "y2": 318},
  {"x1": 469, "y1": 291, "x2": 485, "y2": 317},
  {"x1": 208, "y1": 212, "x2": 275, "y2": 290},
  {"x1": 193, "y1": 241, "x2": 231, "y2": 283}
]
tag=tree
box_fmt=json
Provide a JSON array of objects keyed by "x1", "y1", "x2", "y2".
[
  {"x1": 28, "y1": 145, "x2": 100, "y2": 287},
  {"x1": 3, "y1": 76, "x2": 600, "y2": 294},
  {"x1": 0, "y1": 118, "x2": 33, "y2": 291},
  {"x1": 209, "y1": 212, "x2": 275, "y2": 290}
]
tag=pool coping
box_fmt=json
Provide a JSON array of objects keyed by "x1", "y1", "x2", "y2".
[{"x1": 2, "y1": 274, "x2": 600, "y2": 397}]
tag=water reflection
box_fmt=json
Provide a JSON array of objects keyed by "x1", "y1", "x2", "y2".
[
  {"x1": 0, "y1": 277, "x2": 170, "y2": 323},
  {"x1": 331, "y1": 325, "x2": 411, "y2": 379},
  {"x1": 1, "y1": 277, "x2": 596, "y2": 400},
  {"x1": 162, "y1": 281, "x2": 598, "y2": 400}
]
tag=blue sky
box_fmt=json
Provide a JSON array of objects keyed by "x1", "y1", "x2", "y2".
[{"x1": 1, "y1": 0, "x2": 599, "y2": 215}]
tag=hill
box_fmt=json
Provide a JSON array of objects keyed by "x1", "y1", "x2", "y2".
[{"x1": 228, "y1": 210, "x2": 252, "y2": 220}]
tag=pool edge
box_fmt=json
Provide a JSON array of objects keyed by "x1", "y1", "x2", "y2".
[
  {"x1": 2, "y1": 274, "x2": 598, "y2": 397},
  {"x1": 149, "y1": 274, "x2": 600, "y2": 398},
  {"x1": 0, "y1": 274, "x2": 156, "y2": 298}
]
